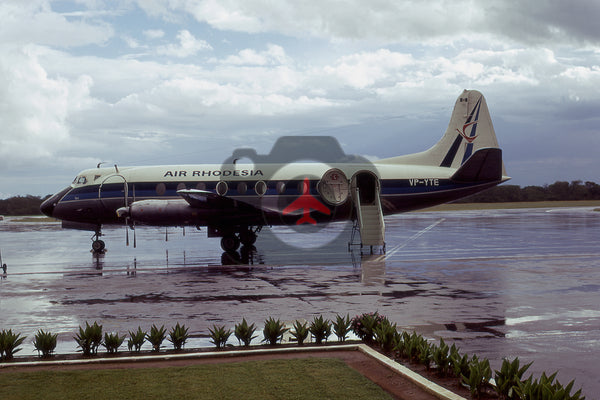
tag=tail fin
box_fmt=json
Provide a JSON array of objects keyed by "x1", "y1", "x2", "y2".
[{"x1": 380, "y1": 90, "x2": 505, "y2": 173}]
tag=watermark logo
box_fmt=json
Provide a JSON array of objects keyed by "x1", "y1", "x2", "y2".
[
  {"x1": 218, "y1": 136, "x2": 378, "y2": 253},
  {"x1": 282, "y1": 177, "x2": 331, "y2": 225}
]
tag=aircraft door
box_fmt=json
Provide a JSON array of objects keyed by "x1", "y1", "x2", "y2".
[
  {"x1": 99, "y1": 174, "x2": 128, "y2": 211},
  {"x1": 351, "y1": 171, "x2": 379, "y2": 205}
]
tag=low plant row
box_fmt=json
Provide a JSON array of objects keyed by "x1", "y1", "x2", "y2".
[
  {"x1": 352, "y1": 312, "x2": 585, "y2": 400},
  {"x1": 1, "y1": 313, "x2": 586, "y2": 400}
]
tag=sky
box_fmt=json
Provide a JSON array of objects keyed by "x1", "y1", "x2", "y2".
[{"x1": 1, "y1": 0, "x2": 599, "y2": 197}]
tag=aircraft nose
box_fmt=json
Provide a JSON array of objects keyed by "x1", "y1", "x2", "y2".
[
  {"x1": 40, "y1": 197, "x2": 55, "y2": 217},
  {"x1": 40, "y1": 187, "x2": 71, "y2": 218}
]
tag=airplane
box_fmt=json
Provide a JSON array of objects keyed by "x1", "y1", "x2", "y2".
[{"x1": 40, "y1": 89, "x2": 509, "y2": 253}]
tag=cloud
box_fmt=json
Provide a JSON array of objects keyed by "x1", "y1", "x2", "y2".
[
  {"x1": 138, "y1": 0, "x2": 600, "y2": 48},
  {"x1": 0, "y1": 44, "x2": 95, "y2": 169},
  {"x1": 219, "y1": 44, "x2": 291, "y2": 66},
  {"x1": 0, "y1": 0, "x2": 113, "y2": 47},
  {"x1": 143, "y1": 29, "x2": 165, "y2": 39},
  {"x1": 156, "y1": 30, "x2": 213, "y2": 57},
  {"x1": 2, "y1": 1, "x2": 600, "y2": 196}
]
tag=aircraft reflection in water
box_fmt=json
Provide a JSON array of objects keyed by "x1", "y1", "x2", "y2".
[
  {"x1": 88, "y1": 243, "x2": 387, "y2": 287},
  {"x1": 41, "y1": 90, "x2": 508, "y2": 254}
]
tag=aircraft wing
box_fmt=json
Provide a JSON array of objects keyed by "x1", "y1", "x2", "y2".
[
  {"x1": 178, "y1": 188, "x2": 279, "y2": 217},
  {"x1": 177, "y1": 189, "x2": 223, "y2": 208}
]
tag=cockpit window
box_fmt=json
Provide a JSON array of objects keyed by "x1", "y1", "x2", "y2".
[{"x1": 72, "y1": 176, "x2": 88, "y2": 185}]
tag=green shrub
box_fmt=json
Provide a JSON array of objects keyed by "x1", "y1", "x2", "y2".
[
  {"x1": 494, "y1": 357, "x2": 533, "y2": 400},
  {"x1": 332, "y1": 314, "x2": 351, "y2": 342},
  {"x1": 0, "y1": 329, "x2": 26, "y2": 361},
  {"x1": 404, "y1": 331, "x2": 426, "y2": 363},
  {"x1": 450, "y1": 347, "x2": 470, "y2": 381},
  {"x1": 103, "y1": 332, "x2": 125, "y2": 354},
  {"x1": 33, "y1": 329, "x2": 58, "y2": 358},
  {"x1": 208, "y1": 325, "x2": 231, "y2": 349},
  {"x1": 515, "y1": 372, "x2": 585, "y2": 400},
  {"x1": 373, "y1": 318, "x2": 397, "y2": 353},
  {"x1": 127, "y1": 327, "x2": 146, "y2": 352},
  {"x1": 417, "y1": 340, "x2": 433, "y2": 370},
  {"x1": 234, "y1": 318, "x2": 257, "y2": 347},
  {"x1": 74, "y1": 321, "x2": 103, "y2": 356},
  {"x1": 351, "y1": 312, "x2": 386, "y2": 344},
  {"x1": 168, "y1": 323, "x2": 190, "y2": 351},
  {"x1": 262, "y1": 317, "x2": 288, "y2": 346},
  {"x1": 432, "y1": 338, "x2": 451, "y2": 377},
  {"x1": 146, "y1": 324, "x2": 166, "y2": 352},
  {"x1": 393, "y1": 330, "x2": 410, "y2": 359},
  {"x1": 309, "y1": 315, "x2": 331, "y2": 345},
  {"x1": 290, "y1": 320, "x2": 309, "y2": 345},
  {"x1": 461, "y1": 355, "x2": 492, "y2": 399}
]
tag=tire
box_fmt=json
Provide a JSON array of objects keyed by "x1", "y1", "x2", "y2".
[
  {"x1": 239, "y1": 230, "x2": 257, "y2": 246},
  {"x1": 92, "y1": 240, "x2": 105, "y2": 252},
  {"x1": 220, "y1": 235, "x2": 240, "y2": 252}
]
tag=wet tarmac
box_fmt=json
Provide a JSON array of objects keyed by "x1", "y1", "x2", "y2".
[{"x1": 1, "y1": 207, "x2": 599, "y2": 395}]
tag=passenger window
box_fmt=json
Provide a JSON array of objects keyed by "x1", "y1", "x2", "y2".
[
  {"x1": 297, "y1": 180, "x2": 309, "y2": 194},
  {"x1": 276, "y1": 181, "x2": 286, "y2": 194},
  {"x1": 237, "y1": 182, "x2": 247, "y2": 195},
  {"x1": 216, "y1": 181, "x2": 228, "y2": 196},
  {"x1": 177, "y1": 183, "x2": 186, "y2": 191},
  {"x1": 196, "y1": 182, "x2": 206, "y2": 190},
  {"x1": 255, "y1": 181, "x2": 267, "y2": 196},
  {"x1": 156, "y1": 183, "x2": 166, "y2": 195}
]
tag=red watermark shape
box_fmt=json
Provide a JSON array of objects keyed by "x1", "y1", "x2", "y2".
[{"x1": 282, "y1": 177, "x2": 331, "y2": 225}]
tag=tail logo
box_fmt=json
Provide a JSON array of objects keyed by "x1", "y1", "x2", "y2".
[
  {"x1": 457, "y1": 120, "x2": 478, "y2": 143},
  {"x1": 440, "y1": 96, "x2": 483, "y2": 167}
]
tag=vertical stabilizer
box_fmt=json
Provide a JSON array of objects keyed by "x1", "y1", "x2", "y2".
[{"x1": 380, "y1": 90, "x2": 503, "y2": 171}]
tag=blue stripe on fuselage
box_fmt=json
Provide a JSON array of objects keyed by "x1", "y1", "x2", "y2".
[{"x1": 60, "y1": 178, "x2": 478, "y2": 204}]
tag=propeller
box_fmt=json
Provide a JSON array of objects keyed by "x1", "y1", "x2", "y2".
[
  {"x1": 131, "y1": 184, "x2": 137, "y2": 248},
  {"x1": 118, "y1": 183, "x2": 137, "y2": 248}
]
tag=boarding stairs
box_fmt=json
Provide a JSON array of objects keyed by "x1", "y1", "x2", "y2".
[{"x1": 349, "y1": 186, "x2": 386, "y2": 253}]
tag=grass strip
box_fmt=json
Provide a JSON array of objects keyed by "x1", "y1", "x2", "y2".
[{"x1": 0, "y1": 358, "x2": 393, "y2": 400}]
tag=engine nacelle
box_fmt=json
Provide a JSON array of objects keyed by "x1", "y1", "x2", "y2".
[{"x1": 117, "y1": 199, "x2": 202, "y2": 226}]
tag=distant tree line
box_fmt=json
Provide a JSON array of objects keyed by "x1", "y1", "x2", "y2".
[
  {"x1": 457, "y1": 180, "x2": 600, "y2": 203},
  {"x1": 1, "y1": 180, "x2": 599, "y2": 216},
  {"x1": 0, "y1": 195, "x2": 50, "y2": 216}
]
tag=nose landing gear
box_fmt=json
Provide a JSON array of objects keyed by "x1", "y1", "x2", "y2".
[{"x1": 91, "y1": 228, "x2": 106, "y2": 254}]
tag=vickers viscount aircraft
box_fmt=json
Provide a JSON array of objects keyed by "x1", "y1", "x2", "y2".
[{"x1": 40, "y1": 89, "x2": 509, "y2": 253}]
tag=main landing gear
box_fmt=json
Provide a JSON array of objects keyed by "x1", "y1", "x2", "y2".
[{"x1": 220, "y1": 227, "x2": 260, "y2": 252}]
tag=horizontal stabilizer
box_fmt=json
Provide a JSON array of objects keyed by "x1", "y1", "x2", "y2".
[{"x1": 451, "y1": 148, "x2": 502, "y2": 182}]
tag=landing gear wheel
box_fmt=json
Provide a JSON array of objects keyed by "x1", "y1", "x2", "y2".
[
  {"x1": 239, "y1": 230, "x2": 257, "y2": 246},
  {"x1": 92, "y1": 240, "x2": 105, "y2": 253},
  {"x1": 221, "y1": 235, "x2": 240, "y2": 252}
]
